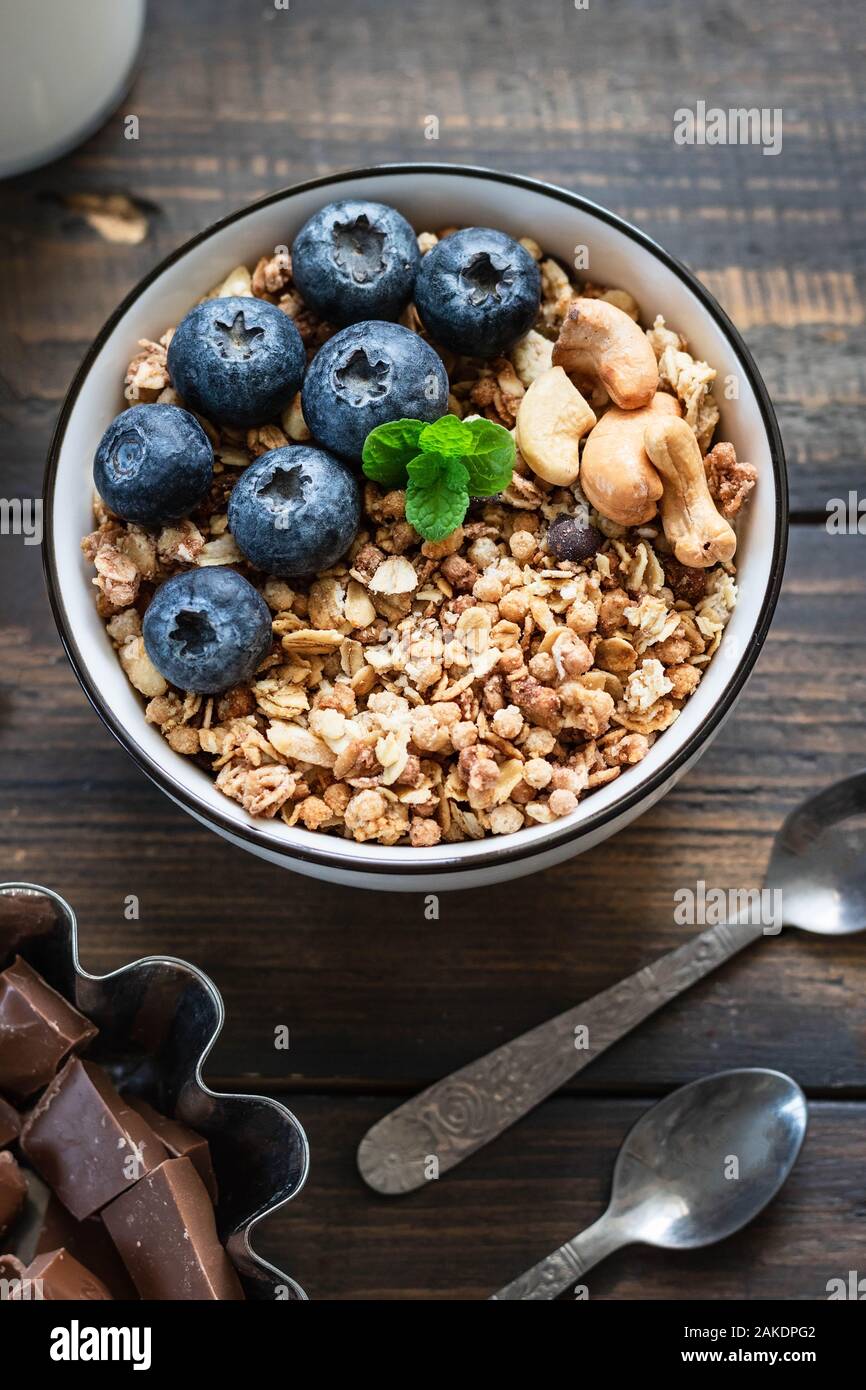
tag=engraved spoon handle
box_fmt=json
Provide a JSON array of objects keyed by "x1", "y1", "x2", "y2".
[
  {"x1": 357, "y1": 916, "x2": 764, "y2": 1194},
  {"x1": 490, "y1": 1216, "x2": 624, "y2": 1301}
]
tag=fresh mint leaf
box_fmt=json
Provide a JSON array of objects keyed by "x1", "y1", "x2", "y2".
[
  {"x1": 405, "y1": 452, "x2": 470, "y2": 541},
  {"x1": 362, "y1": 412, "x2": 515, "y2": 506},
  {"x1": 418, "y1": 414, "x2": 473, "y2": 459},
  {"x1": 361, "y1": 419, "x2": 426, "y2": 488},
  {"x1": 461, "y1": 417, "x2": 516, "y2": 495}
]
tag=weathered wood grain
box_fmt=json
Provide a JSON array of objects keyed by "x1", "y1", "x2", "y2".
[
  {"x1": 255, "y1": 1095, "x2": 866, "y2": 1300},
  {"x1": 0, "y1": 0, "x2": 863, "y2": 1301},
  {"x1": 1, "y1": 529, "x2": 862, "y2": 1092}
]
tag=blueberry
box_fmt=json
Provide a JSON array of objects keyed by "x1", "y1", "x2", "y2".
[
  {"x1": 228, "y1": 445, "x2": 361, "y2": 577},
  {"x1": 301, "y1": 321, "x2": 448, "y2": 463},
  {"x1": 143, "y1": 568, "x2": 272, "y2": 694},
  {"x1": 414, "y1": 227, "x2": 541, "y2": 358},
  {"x1": 93, "y1": 404, "x2": 213, "y2": 526},
  {"x1": 546, "y1": 516, "x2": 604, "y2": 564},
  {"x1": 166, "y1": 296, "x2": 305, "y2": 428},
  {"x1": 291, "y1": 199, "x2": 420, "y2": 325}
]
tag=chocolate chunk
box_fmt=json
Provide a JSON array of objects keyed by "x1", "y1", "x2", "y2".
[
  {"x1": 0, "y1": 891, "x2": 59, "y2": 966},
  {"x1": 0, "y1": 1094, "x2": 20, "y2": 1149},
  {"x1": 35, "y1": 1193, "x2": 138, "y2": 1300},
  {"x1": 0, "y1": 1149, "x2": 27, "y2": 1237},
  {"x1": 124, "y1": 1094, "x2": 218, "y2": 1205},
  {"x1": 545, "y1": 516, "x2": 604, "y2": 564},
  {"x1": 20, "y1": 1057, "x2": 167, "y2": 1220},
  {"x1": 102, "y1": 1157, "x2": 244, "y2": 1301},
  {"x1": 0, "y1": 1252, "x2": 27, "y2": 1299},
  {"x1": 0, "y1": 956, "x2": 98, "y2": 1100},
  {"x1": 11, "y1": 1247, "x2": 113, "y2": 1301}
]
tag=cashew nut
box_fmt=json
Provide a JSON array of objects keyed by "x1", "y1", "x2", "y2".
[
  {"x1": 643, "y1": 416, "x2": 737, "y2": 568},
  {"x1": 580, "y1": 392, "x2": 680, "y2": 527},
  {"x1": 514, "y1": 365, "x2": 596, "y2": 486},
  {"x1": 552, "y1": 297, "x2": 659, "y2": 410}
]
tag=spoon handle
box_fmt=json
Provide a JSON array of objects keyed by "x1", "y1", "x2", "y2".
[
  {"x1": 490, "y1": 1216, "x2": 622, "y2": 1301},
  {"x1": 357, "y1": 915, "x2": 764, "y2": 1194}
]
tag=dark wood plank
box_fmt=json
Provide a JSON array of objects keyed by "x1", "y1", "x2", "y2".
[
  {"x1": 0, "y1": 0, "x2": 864, "y2": 1304},
  {"x1": 0, "y1": 0, "x2": 863, "y2": 513},
  {"x1": 254, "y1": 1094, "x2": 866, "y2": 1300},
  {"x1": 1, "y1": 528, "x2": 863, "y2": 1092}
]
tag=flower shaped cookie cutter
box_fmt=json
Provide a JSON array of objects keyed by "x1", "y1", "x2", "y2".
[{"x1": 0, "y1": 882, "x2": 309, "y2": 1300}]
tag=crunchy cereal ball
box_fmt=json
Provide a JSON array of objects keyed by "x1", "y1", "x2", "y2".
[
  {"x1": 345, "y1": 789, "x2": 387, "y2": 833},
  {"x1": 551, "y1": 765, "x2": 584, "y2": 794},
  {"x1": 410, "y1": 817, "x2": 441, "y2": 847},
  {"x1": 499, "y1": 588, "x2": 530, "y2": 623},
  {"x1": 450, "y1": 721, "x2": 478, "y2": 751},
  {"x1": 422, "y1": 526, "x2": 464, "y2": 560},
  {"x1": 557, "y1": 632, "x2": 594, "y2": 678},
  {"x1": 498, "y1": 647, "x2": 526, "y2": 676},
  {"x1": 262, "y1": 577, "x2": 296, "y2": 613},
  {"x1": 298, "y1": 797, "x2": 334, "y2": 830},
  {"x1": 323, "y1": 782, "x2": 352, "y2": 815},
  {"x1": 465, "y1": 757, "x2": 500, "y2": 812},
  {"x1": 473, "y1": 573, "x2": 504, "y2": 604},
  {"x1": 523, "y1": 757, "x2": 553, "y2": 790},
  {"x1": 549, "y1": 789, "x2": 578, "y2": 817},
  {"x1": 528, "y1": 652, "x2": 557, "y2": 684},
  {"x1": 467, "y1": 536, "x2": 500, "y2": 570},
  {"x1": 509, "y1": 530, "x2": 537, "y2": 563},
  {"x1": 410, "y1": 707, "x2": 452, "y2": 754},
  {"x1": 492, "y1": 705, "x2": 524, "y2": 740},
  {"x1": 522, "y1": 728, "x2": 557, "y2": 758},
  {"x1": 566, "y1": 598, "x2": 598, "y2": 635},
  {"x1": 106, "y1": 608, "x2": 141, "y2": 644},
  {"x1": 488, "y1": 803, "x2": 524, "y2": 835}
]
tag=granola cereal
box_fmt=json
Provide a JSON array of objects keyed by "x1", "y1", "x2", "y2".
[{"x1": 83, "y1": 202, "x2": 756, "y2": 847}]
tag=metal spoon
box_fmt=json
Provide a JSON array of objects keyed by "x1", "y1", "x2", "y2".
[
  {"x1": 491, "y1": 1067, "x2": 807, "y2": 1300},
  {"x1": 358, "y1": 770, "x2": 865, "y2": 1195}
]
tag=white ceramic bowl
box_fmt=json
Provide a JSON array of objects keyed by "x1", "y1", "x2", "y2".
[{"x1": 44, "y1": 164, "x2": 787, "y2": 891}]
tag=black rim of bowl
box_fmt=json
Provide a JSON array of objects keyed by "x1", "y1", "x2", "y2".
[{"x1": 43, "y1": 162, "x2": 789, "y2": 878}]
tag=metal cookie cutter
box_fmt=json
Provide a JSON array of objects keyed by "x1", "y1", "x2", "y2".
[{"x1": 0, "y1": 882, "x2": 309, "y2": 1300}]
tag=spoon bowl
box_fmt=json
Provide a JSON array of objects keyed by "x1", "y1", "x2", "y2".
[
  {"x1": 767, "y1": 771, "x2": 866, "y2": 935},
  {"x1": 492, "y1": 1067, "x2": 807, "y2": 1299},
  {"x1": 612, "y1": 1068, "x2": 808, "y2": 1250}
]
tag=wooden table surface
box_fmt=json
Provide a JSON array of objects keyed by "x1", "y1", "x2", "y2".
[{"x1": 1, "y1": 0, "x2": 864, "y2": 1300}]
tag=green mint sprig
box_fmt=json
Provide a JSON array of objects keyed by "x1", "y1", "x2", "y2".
[{"x1": 361, "y1": 414, "x2": 516, "y2": 542}]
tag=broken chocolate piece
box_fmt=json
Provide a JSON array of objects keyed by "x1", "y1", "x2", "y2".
[
  {"x1": 0, "y1": 891, "x2": 59, "y2": 966},
  {"x1": 20, "y1": 1057, "x2": 167, "y2": 1220},
  {"x1": 0, "y1": 1094, "x2": 20, "y2": 1149},
  {"x1": 102, "y1": 1157, "x2": 244, "y2": 1301},
  {"x1": 35, "y1": 1193, "x2": 139, "y2": 1300},
  {"x1": 11, "y1": 1247, "x2": 113, "y2": 1301},
  {"x1": 0, "y1": 1252, "x2": 26, "y2": 1298},
  {"x1": 124, "y1": 1094, "x2": 218, "y2": 1204},
  {"x1": 0, "y1": 955, "x2": 97, "y2": 1100},
  {"x1": 0, "y1": 1149, "x2": 27, "y2": 1237}
]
